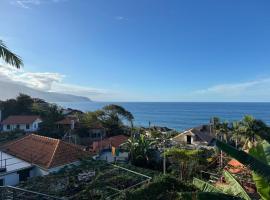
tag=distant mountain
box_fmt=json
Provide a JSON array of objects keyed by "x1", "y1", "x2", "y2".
[{"x1": 0, "y1": 81, "x2": 91, "y2": 102}]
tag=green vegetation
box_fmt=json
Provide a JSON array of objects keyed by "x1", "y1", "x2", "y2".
[
  {"x1": 19, "y1": 159, "x2": 154, "y2": 200},
  {"x1": 0, "y1": 39, "x2": 23, "y2": 68},
  {"x1": 117, "y1": 175, "x2": 196, "y2": 200},
  {"x1": 0, "y1": 94, "x2": 65, "y2": 138},
  {"x1": 77, "y1": 104, "x2": 134, "y2": 137}
]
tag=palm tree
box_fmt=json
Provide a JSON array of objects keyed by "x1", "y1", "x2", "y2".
[
  {"x1": 126, "y1": 134, "x2": 155, "y2": 166},
  {"x1": 0, "y1": 40, "x2": 23, "y2": 68},
  {"x1": 231, "y1": 121, "x2": 245, "y2": 149}
]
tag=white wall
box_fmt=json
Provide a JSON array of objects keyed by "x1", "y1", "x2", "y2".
[
  {"x1": 2, "y1": 119, "x2": 42, "y2": 132},
  {"x1": 0, "y1": 173, "x2": 19, "y2": 186}
]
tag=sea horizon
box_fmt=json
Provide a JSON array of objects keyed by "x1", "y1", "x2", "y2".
[{"x1": 57, "y1": 102, "x2": 270, "y2": 131}]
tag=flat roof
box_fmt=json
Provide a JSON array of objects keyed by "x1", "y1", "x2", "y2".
[{"x1": 0, "y1": 151, "x2": 32, "y2": 174}]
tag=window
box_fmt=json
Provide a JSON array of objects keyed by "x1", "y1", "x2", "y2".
[
  {"x1": 18, "y1": 169, "x2": 30, "y2": 182},
  {"x1": 0, "y1": 179, "x2": 4, "y2": 186},
  {"x1": 26, "y1": 124, "x2": 30, "y2": 129},
  {"x1": 16, "y1": 124, "x2": 20, "y2": 129},
  {"x1": 6, "y1": 125, "x2": 10, "y2": 130}
]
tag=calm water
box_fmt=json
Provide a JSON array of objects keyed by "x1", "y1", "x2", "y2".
[{"x1": 58, "y1": 102, "x2": 270, "y2": 131}]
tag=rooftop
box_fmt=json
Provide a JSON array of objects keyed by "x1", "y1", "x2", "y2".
[
  {"x1": 92, "y1": 135, "x2": 129, "y2": 152},
  {"x1": 1, "y1": 134, "x2": 90, "y2": 169},
  {"x1": 1, "y1": 115, "x2": 41, "y2": 125}
]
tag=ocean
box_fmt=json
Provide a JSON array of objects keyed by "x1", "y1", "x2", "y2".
[{"x1": 58, "y1": 102, "x2": 270, "y2": 131}]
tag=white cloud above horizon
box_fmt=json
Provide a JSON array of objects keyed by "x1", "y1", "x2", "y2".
[
  {"x1": 0, "y1": 64, "x2": 111, "y2": 101},
  {"x1": 189, "y1": 78, "x2": 270, "y2": 102},
  {"x1": 1, "y1": 64, "x2": 270, "y2": 102}
]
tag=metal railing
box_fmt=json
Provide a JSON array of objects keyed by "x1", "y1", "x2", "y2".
[{"x1": 0, "y1": 186, "x2": 64, "y2": 200}]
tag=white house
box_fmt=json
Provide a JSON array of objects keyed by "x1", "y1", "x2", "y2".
[
  {"x1": 0, "y1": 134, "x2": 90, "y2": 185},
  {"x1": 1, "y1": 115, "x2": 42, "y2": 132},
  {"x1": 172, "y1": 128, "x2": 215, "y2": 147},
  {"x1": 0, "y1": 151, "x2": 33, "y2": 186}
]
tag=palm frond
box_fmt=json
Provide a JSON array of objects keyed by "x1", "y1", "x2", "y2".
[
  {"x1": 0, "y1": 40, "x2": 23, "y2": 68},
  {"x1": 215, "y1": 140, "x2": 270, "y2": 183}
]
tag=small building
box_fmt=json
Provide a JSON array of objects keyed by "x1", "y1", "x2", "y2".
[
  {"x1": 0, "y1": 134, "x2": 90, "y2": 185},
  {"x1": 55, "y1": 115, "x2": 79, "y2": 130},
  {"x1": 172, "y1": 128, "x2": 215, "y2": 147},
  {"x1": 1, "y1": 115, "x2": 42, "y2": 132},
  {"x1": 92, "y1": 135, "x2": 129, "y2": 163},
  {"x1": 92, "y1": 135, "x2": 129, "y2": 152},
  {"x1": 79, "y1": 125, "x2": 106, "y2": 145}
]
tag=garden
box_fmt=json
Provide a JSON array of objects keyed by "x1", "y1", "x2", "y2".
[{"x1": 19, "y1": 159, "x2": 156, "y2": 200}]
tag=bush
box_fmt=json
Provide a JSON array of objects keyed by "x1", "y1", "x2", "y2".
[{"x1": 118, "y1": 175, "x2": 196, "y2": 200}]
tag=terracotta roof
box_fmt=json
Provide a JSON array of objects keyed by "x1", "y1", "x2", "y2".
[
  {"x1": 1, "y1": 115, "x2": 41, "y2": 125},
  {"x1": 55, "y1": 117, "x2": 76, "y2": 125},
  {"x1": 1, "y1": 134, "x2": 90, "y2": 169},
  {"x1": 226, "y1": 159, "x2": 245, "y2": 174},
  {"x1": 92, "y1": 135, "x2": 128, "y2": 152}
]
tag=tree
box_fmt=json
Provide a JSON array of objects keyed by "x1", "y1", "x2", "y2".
[
  {"x1": 231, "y1": 121, "x2": 245, "y2": 149},
  {"x1": 126, "y1": 134, "x2": 155, "y2": 167},
  {"x1": 0, "y1": 40, "x2": 23, "y2": 68},
  {"x1": 103, "y1": 104, "x2": 134, "y2": 127},
  {"x1": 165, "y1": 148, "x2": 201, "y2": 181},
  {"x1": 99, "y1": 104, "x2": 134, "y2": 136}
]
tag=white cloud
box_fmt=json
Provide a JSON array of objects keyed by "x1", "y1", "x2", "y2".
[
  {"x1": 115, "y1": 16, "x2": 128, "y2": 21},
  {"x1": 11, "y1": 0, "x2": 67, "y2": 9},
  {"x1": 191, "y1": 78, "x2": 270, "y2": 101},
  {"x1": 0, "y1": 65, "x2": 108, "y2": 101}
]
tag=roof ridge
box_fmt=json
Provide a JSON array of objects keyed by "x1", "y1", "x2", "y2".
[
  {"x1": 0, "y1": 133, "x2": 32, "y2": 149},
  {"x1": 47, "y1": 139, "x2": 60, "y2": 168},
  {"x1": 32, "y1": 134, "x2": 59, "y2": 142}
]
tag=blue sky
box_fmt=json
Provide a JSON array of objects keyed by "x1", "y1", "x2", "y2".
[{"x1": 1, "y1": 0, "x2": 270, "y2": 101}]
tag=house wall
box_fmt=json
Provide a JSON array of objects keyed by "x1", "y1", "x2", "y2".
[
  {"x1": 0, "y1": 173, "x2": 19, "y2": 186},
  {"x1": 172, "y1": 133, "x2": 195, "y2": 144},
  {"x1": 0, "y1": 167, "x2": 36, "y2": 186},
  {"x1": 2, "y1": 119, "x2": 42, "y2": 132}
]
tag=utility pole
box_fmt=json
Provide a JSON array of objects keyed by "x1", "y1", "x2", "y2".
[{"x1": 163, "y1": 139, "x2": 166, "y2": 175}]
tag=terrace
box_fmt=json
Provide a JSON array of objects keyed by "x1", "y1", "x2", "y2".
[{"x1": 19, "y1": 159, "x2": 156, "y2": 199}]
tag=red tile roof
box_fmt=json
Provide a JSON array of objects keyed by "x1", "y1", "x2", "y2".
[
  {"x1": 226, "y1": 159, "x2": 245, "y2": 174},
  {"x1": 1, "y1": 115, "x2": 41, "y2": 125},
  {"x1": 1, "y1": 134, "x2": 90, "y2": 169},
  {"x1": 92, "y1": 135, "x2": 128, "y2": 152}
]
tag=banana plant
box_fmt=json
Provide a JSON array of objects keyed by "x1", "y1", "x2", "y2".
[
  {"x1": 249, "y1": 140, "x2": 270, "y2": 200},
  {"x1": 215, "y1": 139, "x2": 270, "y2": 183},
  {"x1": 193, "y1": 171, "x2": 251, "y2": 200}
]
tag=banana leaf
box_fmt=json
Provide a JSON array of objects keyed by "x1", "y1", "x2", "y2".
[
  {"x1": 193, "y1": 178, "x2": 222, "y2": 193},
  {"x1": 178, "y1": 192, "x2": 243, "y2": 200},
  {"x1": 249, "y1": 140, "x2": 270, "y2": 200},
  {"x1": 219, "y1": 171, "x2": 251, "y2": 200},
  {"x1": 215, "y1": 140, "x2": 270, "y2": 183}
]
